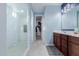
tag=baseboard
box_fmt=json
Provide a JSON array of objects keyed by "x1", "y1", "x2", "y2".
[
  {"x1": 22, "y1": 47, "x2": 30, "y2": 56},
  {"x1": 46, "y1": 44, "x2": 54, "y2": 47}
]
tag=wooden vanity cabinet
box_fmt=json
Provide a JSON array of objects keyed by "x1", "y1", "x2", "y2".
[
  {"x1": 53, "y1": 33, "x2": 68, "y2": 55},
  {"x1": 68, "y1": 36, "x2": 79, "y2": 56},
  {"x1": 53, "y1": 32, "x2": 79, "y2": 56}
]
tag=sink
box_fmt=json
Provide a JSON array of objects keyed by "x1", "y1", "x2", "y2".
[{"x1": 74, "y1": 32, "x2": 79, "y2": 34}]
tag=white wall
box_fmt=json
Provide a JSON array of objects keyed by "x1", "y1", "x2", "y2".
[
  {"x1": 27, "y1": 5, "x2": 32, "y2": 47},
  {"x1": 42, "y1": 5, "x2": 61, "y2": 46},
  {"x1": 32, "y1": 14, "x2": 36, "y2": 42},
  {"x1": 23, "y1": 4, "x2": 35, "y2": 48},
  {"x1": 7, "y1": 3, "x2": 34, "y2": 56},
  {"x1": 27, "y1": 7, "x2": 34, "y2": 47},
  {"x1": 0, "y1": 3, "x2": 7, "y2": 56},
  {"x1": 0, "y1": 3, "x2": 34, "y2": 56},
  {"x1": 7, "y1": 4, "x2": 19, "y2": 48},
  {"x1": 30, "y1": 10, "x2": 34, "y2": 44}
]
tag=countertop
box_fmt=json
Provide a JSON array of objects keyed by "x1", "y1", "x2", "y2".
[{"x1": 53, "y1": 31, "x2": 79, "y2": 37}]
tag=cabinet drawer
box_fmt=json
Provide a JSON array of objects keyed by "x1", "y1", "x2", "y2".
[
  {"x1": 69, "y1": 36, "x2": 79, "y2": 45},
  {"x1": 69, "y1": 42, "x2": 79, "y2": 56}
]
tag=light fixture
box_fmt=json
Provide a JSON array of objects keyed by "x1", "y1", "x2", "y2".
[
  {"x1": 67, "y1": 4, "x2": 71, "y2": 9},
  {"x1": 14, "y1": 8, "x2": 24, "y2": 13},
  {"x1": 71, "y1": 4, "x2": 75, "y2": 9},
  {"x1": 12, "y1": 12, "x2": 17, "y2": 18},
  {"x1": 61, "y1": 3, "x2": 78, "y2": 14},
  {"x1": 63, "y1": 7, "x2": 67, "y2": 13},
  {"x1": 66, "y1": 4, "x2": 71, "y2": 12},
  {"x1": 61, "y1": 9, "x2": 64, "y2": 13}
]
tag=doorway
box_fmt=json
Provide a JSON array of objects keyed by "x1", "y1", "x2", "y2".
[{"x1": 35, "y1": 16, "x2": 42, "y2": 40}]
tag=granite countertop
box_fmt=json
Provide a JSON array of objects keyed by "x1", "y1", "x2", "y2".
[{"x1": 53, "y1": 31, "x2": 79, "y2": 37}]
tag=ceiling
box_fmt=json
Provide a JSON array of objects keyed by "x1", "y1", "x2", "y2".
[{"x1": 31, "y1": 3, "x2": 62, "y2": 14}]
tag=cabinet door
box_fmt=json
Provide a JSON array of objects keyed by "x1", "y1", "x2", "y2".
[
  {"x1": 53, "y1": 33, "x2": 61, "y2": 50},
  {"x1": 69, "y1": 42, "x2": 79, "y2": 56},
  {"x1": 62, "y1": 39, "x2": 67, "y2": 55},
  {"x1": 68, "y1": 36, "x2": 79, "y2": 56},
  {"x1": 61, "y1": 34, "x2": 68, "y2": 55},
  {"x1": 56, "y1": 34, "x2": 61, "y2": 50}
]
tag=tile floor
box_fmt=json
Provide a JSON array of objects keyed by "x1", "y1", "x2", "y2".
[
  {"x1": 26, "y1": 39, "x2": 49, "y2": 56},
  {"x1": 8, "y1": 40, "x2": 27, "y2": 56},
  {"x1": 26, "y1": 32, "x2": 63, "y2": 56},
  {"x1": 46, "y1": 46, "x2": 63, "y2": 56}
]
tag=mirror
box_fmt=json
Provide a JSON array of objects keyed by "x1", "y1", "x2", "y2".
[{"x1": 61, "y1": 4, "x2": 79, "y2": 32}]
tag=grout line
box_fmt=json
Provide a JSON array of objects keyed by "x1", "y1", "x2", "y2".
[{"x1": 22, "y1": 47, "x2": 30, "y2": 56}]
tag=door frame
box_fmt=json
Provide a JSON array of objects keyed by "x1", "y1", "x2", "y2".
[{"x1": 35, "y1": 14, "x2": 43, "y2": 40}]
